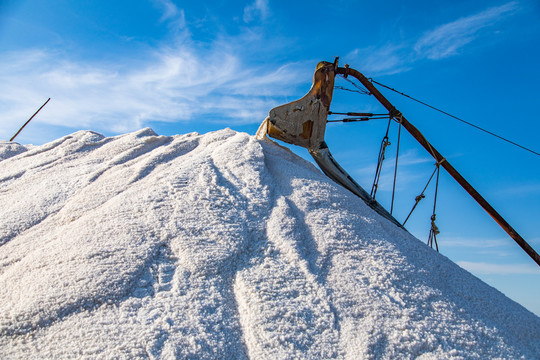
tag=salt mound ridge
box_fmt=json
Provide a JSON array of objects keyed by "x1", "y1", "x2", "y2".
[{"x1": 0, "y1": 128, "x2": 539, "y2": 359}]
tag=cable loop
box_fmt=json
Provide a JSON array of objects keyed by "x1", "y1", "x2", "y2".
[
  {"x1": 427, "y1": 165, "x2": 441, "y2": 251},
  {"x1": 436, "y1": 158, "x2": 446, "y2": 167},
  {"x1": 428, "y1": 214, "x2": 440, "y2": 251}
]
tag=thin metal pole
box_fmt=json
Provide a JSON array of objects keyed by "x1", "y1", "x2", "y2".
[
  {"x1": 9, "y1": 98, "x2": 51, "y2": 142},
  {"x1": 391, "y1": 121, "x2": 401, "y2": 214},
  {"x1": 336, "y1": 66, "x2": 540, "y2": 267}
]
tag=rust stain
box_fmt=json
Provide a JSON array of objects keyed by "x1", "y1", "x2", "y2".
[
  {"x1": 301, "y1": 120, "x2": 313, "y2": 139},
  {"x1": 268, "y1": 123, "x2": 287, "y2": 141}
]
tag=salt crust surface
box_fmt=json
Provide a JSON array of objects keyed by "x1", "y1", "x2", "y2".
[{"x1": 0, "y1": 128, "x2": 539, "y2": 359}]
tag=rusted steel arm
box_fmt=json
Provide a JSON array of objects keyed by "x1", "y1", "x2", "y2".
[{"x1": 336, "y1": 66, "x2": 540, "y2": 267}]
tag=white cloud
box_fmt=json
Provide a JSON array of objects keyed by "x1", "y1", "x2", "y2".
[
  {"x1": 346, "y1": 45, "x2": 412, "y2": 76},
  {"x1": 457, "y1": 261, "x2": 539, "y2": 275},
  {"x1": 497, "y1": 183, "x2": 540, "y2": 197},
  {"x1": 346, "y1": 2, "x2": 519, "y2": 76},
  {"x1": 414, "y1": 1, "x2": 519, "y2": 60},
  {"x1": 154, "y1": 0, "x2": 179, "y2": 21},
  {"x1": 444, "y1": 237, "x2": 509, "y2": 248},
  {"x1": 153, "y1": 0, "x2": 186, "y2": 29},
  {"x1": 0, "y1": 43, "x2": 306, "y2": 140},
  {"x1": 243, "y1": 0, "x2": 270, "y2": 23}
]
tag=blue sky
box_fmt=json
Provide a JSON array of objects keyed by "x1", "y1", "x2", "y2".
[{"x1": 1, "y1": 0, "x2": 539, "y2": 315}]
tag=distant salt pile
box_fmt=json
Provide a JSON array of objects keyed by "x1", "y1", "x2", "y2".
[{"x1": 0, "y1": 128, "x2": 539, "y2": 359}]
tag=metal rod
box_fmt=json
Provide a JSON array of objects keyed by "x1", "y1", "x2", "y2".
[
  {"x1": 9, "y1": 98, "x2": 51, "y2": 142},
  {"x1": 336, "y1": 66, "x2": 540, "y2": 267},
  {"x1": 327, "y1": 116, "x2": 390, "y2": 123},
  {"x1": 329, "y1": 111, "x2": 374, "y2": 116}
]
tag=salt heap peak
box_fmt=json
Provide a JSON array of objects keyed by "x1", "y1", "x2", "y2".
[{"x1": 1, "y1": 128, "x2": 539, "y2": 359}]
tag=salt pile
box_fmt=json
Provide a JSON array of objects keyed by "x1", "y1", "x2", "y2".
[{"x1": 1, "y1": 128, "x2": 539, "y2": 359}]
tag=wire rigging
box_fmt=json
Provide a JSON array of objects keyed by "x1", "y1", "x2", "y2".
[
  {"x1": 368, "y1": 78, "x2": 540, "y2": 158},
  {"x1": 327, "y1": 116, "x2": 390, "y2": 123},
  {"x1": 335, "y1": 86, "x2": 369, "y2": 95},
  {"x1": 330, "y1": 67, "x2": 540, "y2": 261},
  {"x1": 327, "y1": 111, "x2": 390, "y2": 123},
  {"x1": 370, "y1": 118, "x2": 392, "y2": 199},
  {"x1": 402, "y1": 165, "x2": 439, "y2": 226},
  {"x1": 390, "y1": 120, "x2": 402, "y2": 215},
  {"x1": 427, "y1": 164, "x2": 442, "y2": 252},
  {"x1": 338, "y1": 76, "x2": 371, "y2": 95}
]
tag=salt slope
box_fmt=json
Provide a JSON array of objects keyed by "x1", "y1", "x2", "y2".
[{"x1": 0, "y1": 128, "x2": 538, "y2": 359}]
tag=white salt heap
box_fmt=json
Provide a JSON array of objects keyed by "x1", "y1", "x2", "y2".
[{"x1": 0, "y1": 128, "x2": 539, "y2": 359}]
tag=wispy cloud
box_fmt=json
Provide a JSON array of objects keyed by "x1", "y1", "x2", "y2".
[
  {"x1": 0, "y1": 42, "x2": 306, "y2": 139},
  {"x1": 443, "y1": 236, "x2": 540, "y2": 260},
  {"x1": 444, "y1": 237, "x2": 509, "y2": 248},
  {"x1": 243, "y1": 0, "x2": 270, "y2": 23},
  {"x1": 346, "y1": 1, "x2": 519, "y2": 76},
  {"x1": 496, "y1": 183, "x2": 540, "y2": 197},
  {"x1": 153, "y1": 0, "x2": 186, "y2": 30},
  {"x1": 414, "y1": 1, "x2": 519, "y2": 60},
  {"x1": 457, "y1": 261, "x2": 539, "y2": 275},
  {"x1": 443, "y1": 236, "x2": 516, "y2": 257},
  {"x1": 352, "y1": 149, "x2": 433, "y2": 190},
  {"x1": 346, "y1": 45, "x2": 412, "y2": 76},
  {"x1": 154, "y1": 0, "x2": 180, "y2": 21}
]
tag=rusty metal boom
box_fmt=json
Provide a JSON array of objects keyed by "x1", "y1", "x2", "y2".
[{"x1": 257, "y1": 60, "x2": 540, "y2": 267}]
